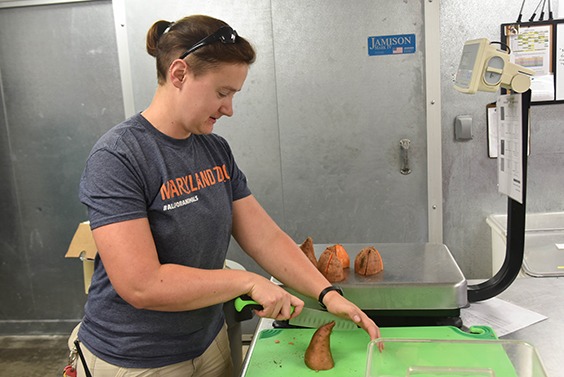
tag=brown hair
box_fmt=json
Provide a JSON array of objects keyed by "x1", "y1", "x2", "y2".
[{"x1": 146, "y1": 15, "x2": 256, "y2": 85}]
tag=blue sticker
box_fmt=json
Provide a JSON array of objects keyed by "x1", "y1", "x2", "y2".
[{"x1": 368, "y1": 34, "x2": 416, "y2": 56}]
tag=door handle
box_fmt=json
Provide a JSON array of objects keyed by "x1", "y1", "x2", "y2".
[{"x1": 400, "y1": 139, "x2": 411, "y2": 175}]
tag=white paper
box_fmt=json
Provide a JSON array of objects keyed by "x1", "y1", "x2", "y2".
[
  {"x1": 508, "y1": 24, "x2": 552, "y2": 76},
  {"x1": 530, "y1": 74, "x2": 555, "y2": 102},
  {"x1": 556, "y1": 24, "x2": 564, "y2": 100},
  {"x1": 487, "y1": 106, "x2": 498, "y2": 158},
  {"x1": 507, "y1": 24, "x2": 555, "y2": 102},
  {"x1": 496, "y1": 94, "x2": 524, "y2": 203},
  {"x1": 461, "y1": 297, "x2": 547, "y2": 337}
]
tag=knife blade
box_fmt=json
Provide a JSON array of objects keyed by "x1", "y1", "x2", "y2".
[
  {"x1": 234, "y1": 295, "x2": 357, "y2": 330},
  {"x1": 289, "y1": 306, "x2": 358, "y2": 330}
]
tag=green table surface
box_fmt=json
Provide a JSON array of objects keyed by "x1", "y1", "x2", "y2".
[{"x1": 242, "y1": 325, "x2": 519, "y2": 377}]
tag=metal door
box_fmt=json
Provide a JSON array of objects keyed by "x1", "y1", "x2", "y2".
[
  {"x1": 0, "y1": 0, "x2": 124, "y2": 333},
  {"x1": 119, "y1": 0, "x2": 428, "y2": 249}
]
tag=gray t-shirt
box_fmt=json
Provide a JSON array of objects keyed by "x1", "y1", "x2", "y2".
[{"x1": 77, "y1": 113, "x2": 251, "y2": 368}]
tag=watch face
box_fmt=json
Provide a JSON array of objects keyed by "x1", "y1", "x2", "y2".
[{"x1": 483, "y1": 56, "x2": 504, "y2": 85}]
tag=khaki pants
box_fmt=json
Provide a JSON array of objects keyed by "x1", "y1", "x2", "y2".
[{"x1": 68, "y1": 323, "x2": 233, "y2": 377}]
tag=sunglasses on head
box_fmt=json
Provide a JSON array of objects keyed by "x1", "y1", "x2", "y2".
[{"x1": 179, "y1": 26, "x2": 238, "y2": 60}]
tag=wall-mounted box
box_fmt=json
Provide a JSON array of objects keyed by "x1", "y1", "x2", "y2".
[{"x1": 454, "y1": 115, "x2": 473, "y2": 140}]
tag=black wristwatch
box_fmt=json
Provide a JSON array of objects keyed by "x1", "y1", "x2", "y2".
[{"x1": 318, "y1": 285, "x2": 344, "y2": 309}]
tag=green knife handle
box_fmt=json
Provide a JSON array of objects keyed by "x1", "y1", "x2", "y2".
[
  {"x1": 234, "y1": 295, "x2": 263, "y2": 312},
  {"x1": 234, "y1": 295, "x2": 295, "y2": 314}
]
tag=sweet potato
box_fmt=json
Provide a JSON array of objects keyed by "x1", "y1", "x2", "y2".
[
  {"x1": 299, "y1": 237, "x2": 318, "y2": 267},
  {"x1": 317, "y1": 248, "x2": 346, "y2": 282},
  {"x1": 304, "y1": 321, "x2": 335, "y2": 371},
  {"x1": 354, "y1": 246, "x2": 384, "y2": 276},
  {"x1": 332, "y1": 244, "x2": 350, "y2": 268}
]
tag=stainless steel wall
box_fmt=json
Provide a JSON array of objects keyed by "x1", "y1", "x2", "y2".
[
  {"x1": 441, "y1": 1, "x2": 563, "y2": 279},
  {"x1": 121, "y1": 0, "x2": 429, "y2": 279},
  {"x1": 0, "y1": 1, "x2": 124, "y2": 334},
  {"x1": 119, "y1": 0, "x2": 428, "y2": 334},
  {"x1": 1, "y1": 0, "x2": 563, "y2": 336}
]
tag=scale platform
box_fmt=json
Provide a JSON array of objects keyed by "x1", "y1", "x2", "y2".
[{"x1": 284, "y1": 243, "x2": 468, "y2": 327}]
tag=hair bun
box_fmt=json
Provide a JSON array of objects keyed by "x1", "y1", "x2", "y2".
[
  {"x1": 146, "y1": 20, "x2": 174, "y2": 57},
  {"x1": 157, "y1": 20, "x2": 174, "y2": 37},
  {"x1": 162, "y1": 21, "x2": 174, "y2": 35}
]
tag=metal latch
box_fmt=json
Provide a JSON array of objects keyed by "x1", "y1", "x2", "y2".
[{"x1": 400, "y1": 139, "x2": 411, "y2": 175}]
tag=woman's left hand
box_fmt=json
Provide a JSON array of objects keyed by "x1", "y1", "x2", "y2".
[{"x1": 322, "y1": 290, "x2": 382, "y2": 345}]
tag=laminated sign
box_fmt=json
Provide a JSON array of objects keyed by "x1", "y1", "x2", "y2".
[
  {"x1": 496, "y1": 94, "x2": 524, "y2": 204},
  {"x1": 368, "y1": 33, "x2": 416, "y2": 56}
]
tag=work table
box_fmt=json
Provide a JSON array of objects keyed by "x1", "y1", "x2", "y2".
[
  {"x1": 241, "y1": 276, "x2": 562, "y2": 376},
  {"x1": 491, "y1": 276, "x2": 563, "y2": 377}
]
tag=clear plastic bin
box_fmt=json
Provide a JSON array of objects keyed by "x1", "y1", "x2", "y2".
[
  {"x1": 366, "y1": 338, "x2": 548, "y2": 377},
  {"x1": 487, "y1": 212, "x2": 564, "y2": 277}
]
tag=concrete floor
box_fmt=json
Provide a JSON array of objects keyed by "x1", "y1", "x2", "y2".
[
  {"x1": 0, "y1": 335, "x2": 250, "y2": 377},
  {"x1": 0, "y1": 335, "x2": 70, "y2": 377}
]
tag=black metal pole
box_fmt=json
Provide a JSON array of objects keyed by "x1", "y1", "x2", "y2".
[{"x1": 467, "y1": 89, "x2": 531, "y2": 302}]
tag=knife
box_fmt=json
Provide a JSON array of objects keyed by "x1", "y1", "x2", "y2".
[{"x1": 234, "y1": 295, "x2": 358, "y2": 330}]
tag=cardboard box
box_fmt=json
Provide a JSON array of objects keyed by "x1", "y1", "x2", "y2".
[
  {"x1": 65, "y1": 221, "x2": 97, "y2": 294},
  {"x1": 65, "y1": 222, "x2": 248, "y2": 295}
]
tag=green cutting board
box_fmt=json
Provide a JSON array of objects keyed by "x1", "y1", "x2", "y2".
[{"x1": 242, "y1": 326, "x2": 514, "y2": 377}]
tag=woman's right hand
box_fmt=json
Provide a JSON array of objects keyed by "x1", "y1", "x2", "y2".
[{"x1": 246, "y1": 277, "x2": 304, "y2": 321}]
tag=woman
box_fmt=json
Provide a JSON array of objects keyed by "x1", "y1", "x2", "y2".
[{"x1": 71, "y1": 14, "x2": 380, "y2": 376}]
